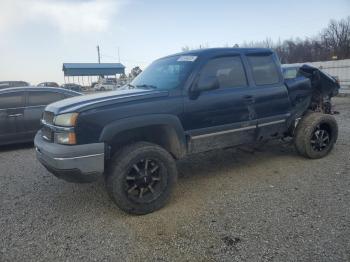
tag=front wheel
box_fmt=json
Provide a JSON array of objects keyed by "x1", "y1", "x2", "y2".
[
  {"x1": 105, "y1": 142, "x2": 177, "y2": 215},
  {"x1": 294, "y1": 113, "x2": 338, "y2": 159}
]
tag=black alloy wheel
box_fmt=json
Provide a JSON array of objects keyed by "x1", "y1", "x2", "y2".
[
  {"x1": 105, "y1": 142, "x2": 177, "y2": 215},
  {"x1": 310, "y1": 125, "x2": 331, "y2": 152},
  {"x1": 125, "y1": 158, "x2": 165, "y2": 203},
  {"x1": 294, "y1": 113, "x2": 338, "y2": 159}
]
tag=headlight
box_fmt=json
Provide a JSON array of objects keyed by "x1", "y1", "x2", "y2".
[
  {"x1": 54, "y1": 113, "x2": 79, "y2": 127},
  {"x1": 54, "y1": 132, "x2": 77, "y2": 145}
]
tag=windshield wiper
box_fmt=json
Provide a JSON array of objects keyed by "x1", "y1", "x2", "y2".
[
  {"x1": 136, "y1": 84, "x2": 157, "y2": 89},
  {"x1": 127, "y1": 83, "x2": 136, "y2": 88}
]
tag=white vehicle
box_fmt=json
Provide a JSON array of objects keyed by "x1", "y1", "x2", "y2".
[{"x1": 94, "y1": 78, "x2": 118, "y2": 91}]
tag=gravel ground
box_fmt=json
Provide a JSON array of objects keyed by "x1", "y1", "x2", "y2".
[{"x1": 1, "y1": 97, "x2": 350, "y2": 262}]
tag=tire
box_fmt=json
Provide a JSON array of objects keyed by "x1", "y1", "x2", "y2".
[
  {"x1": 294, "y1": 113, "x2": 338, "y2": 159},
  {"x1": 105, "y1": 142, "x2": 177, "y2": 215},
  {"x1": 100, "y1": 87, "x2": 105, "y2": 91}
]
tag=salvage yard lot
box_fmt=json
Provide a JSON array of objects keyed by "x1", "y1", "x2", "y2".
[{"x1": 1, "y1": 97, "x2": 350, "y2": 262}]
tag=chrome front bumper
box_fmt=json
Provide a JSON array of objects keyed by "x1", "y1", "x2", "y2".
[{"x1": 34, "y1": 131, "x2": 105, "y2": 183}]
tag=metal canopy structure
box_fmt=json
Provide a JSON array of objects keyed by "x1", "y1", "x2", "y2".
[
  {"x1": 62, "y1": 63, "x2": 126, "y2": 87},
  {"x1": 62, "y1": 63, "x2": 125, "y2": 76}
]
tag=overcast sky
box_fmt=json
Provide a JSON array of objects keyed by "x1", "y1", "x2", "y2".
[{"x1": 0, "y1": 0, "x2": 349, "y2": 84}]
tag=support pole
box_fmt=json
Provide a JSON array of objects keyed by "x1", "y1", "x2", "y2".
[
  {"x1": 118, "y1": 47, "x2": 120, "y2": 63},
  {"x1": 97, "y1": 45, "x2": 101, "y2": 64}
]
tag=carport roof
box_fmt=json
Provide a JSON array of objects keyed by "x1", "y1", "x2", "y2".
[{"x1": 62, "y1": 63, "x2": 125, "y2": 76}]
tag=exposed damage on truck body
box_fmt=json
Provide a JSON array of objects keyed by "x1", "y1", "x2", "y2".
[
  {"x1": 285, "y1": 64, "x2": 340, "y2": 121},
  {"x1": 299, "y1": 65, "x2": 340, "y2": 113}
]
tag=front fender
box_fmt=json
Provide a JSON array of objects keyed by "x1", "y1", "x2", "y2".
[{"x1": 99, "y1": 114, "x2": 187, "y2": 157}]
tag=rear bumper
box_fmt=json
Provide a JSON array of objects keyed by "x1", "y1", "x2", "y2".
[{"x1": 34, "y1": 131, "x2": 105, "y2": 183}]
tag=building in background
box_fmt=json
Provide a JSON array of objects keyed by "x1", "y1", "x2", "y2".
[{"x1": 62, "y1": 63, "x2": 125, "y2": 88}]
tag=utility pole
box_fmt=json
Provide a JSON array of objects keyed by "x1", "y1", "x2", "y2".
[
  {"x1": 97, "y1": 45, "x2": 101, "y2": 63},
  {"x1": 117, "y1": 47, "x2": 120, "y2": 63}
]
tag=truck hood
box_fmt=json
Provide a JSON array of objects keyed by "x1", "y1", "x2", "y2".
[{"x1": 46, "y1": 88, "x2": 169, "y2": 115}]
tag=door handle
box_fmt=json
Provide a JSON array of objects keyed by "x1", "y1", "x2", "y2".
[
  {"x1": 243, "y1": 95, "x2": 255, "y2": 103},
  {"x1": 8, "y1": 113, "x2": 23, "y2": 117}
]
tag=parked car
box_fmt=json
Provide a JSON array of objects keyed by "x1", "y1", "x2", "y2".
[
  {"x1": 94, "y1": 78, "x2": 118, "y2": 91},
  {"x1": 0, "y1": 81, "x2": 30, "y2": 89},
  {"x1": 91, "y1": 82, "x2": 98, "y2": 89},
  {"x1": 61, "y1": 83, "x2": 82, "y2": 92},
  {"x1": 37, "y1": 82, "x2": 59, "y2": 88},
  {"x1": 35, "y1": 48, "x2": 340, "y2": 215},
  {"x1": 0, "y1": 87, "x2": 81, "y2": 146}
]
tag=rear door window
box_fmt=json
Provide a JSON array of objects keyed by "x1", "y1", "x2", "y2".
[
  {"x1": 27, "y1": 91, "x2": 66, "y2": 106},
  {"x1": 0, "y1": 92, "x2": 25, "y2": 109},
  {"x1": 198, "y1": 56, "x2": 247, "y2": 89},
  {"x1": 283, "y1": 68, "x2": 298, "y2": 79},
  {"x1": 247, "y1": 54, "x2": 280, "y2": 85}
]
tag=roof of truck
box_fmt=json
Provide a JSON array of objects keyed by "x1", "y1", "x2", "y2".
[{"x1": 160, "y1": 47, "x2": 274, "y2": 60}]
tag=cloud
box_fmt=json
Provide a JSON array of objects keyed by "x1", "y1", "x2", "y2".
[{"x1": 0, "y1": 0, "x2": 124, "y2": 33}]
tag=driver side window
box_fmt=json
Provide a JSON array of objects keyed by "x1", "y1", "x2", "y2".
[{"x1": 198, "y1": 56, "x2": 247, "y2": 89}]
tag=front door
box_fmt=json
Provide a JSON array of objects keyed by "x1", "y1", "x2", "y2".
[
  {"x1": 0, "y1": 91, "x2": 26, "y2": 145},
  {"x1": 183, "y1": 55, "x2": 257, "y2": 153}
]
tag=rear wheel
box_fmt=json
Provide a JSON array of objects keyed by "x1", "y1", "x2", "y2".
[
  {"x1": 294, "y1": 113, "x2": 338, "y2": 159},
  {"x1": 105, "y1": 142, "x2": 177, "y2": 215}
]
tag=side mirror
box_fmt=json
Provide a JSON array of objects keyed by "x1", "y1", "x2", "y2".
[{"x1": 191, "y1": 75, "x2": 219, "y2": 95}]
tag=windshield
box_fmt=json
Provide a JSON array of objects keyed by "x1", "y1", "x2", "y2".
[{"x1": 131, "y1": 55, "x2": 197, "y2": 90}]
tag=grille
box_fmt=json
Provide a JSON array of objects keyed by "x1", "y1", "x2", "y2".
[
  {"x1": 42, "y1": 111, "x2": 55, "y2": 142},
  {"x1": 43, "y1": 111, "x2": 54, "y2": 125},
  {"x1": 42, "y1": 126, "x2": 53, "y2": 142}
]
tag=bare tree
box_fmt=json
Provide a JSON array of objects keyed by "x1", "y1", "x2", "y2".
[
  {"x1": 321, "y1": 16, "x2": 350, "y2": 59},
  {"x1": 129, "y1": 66, "x2": 142, "y2": 80},
  {"x1": 181, "y1": 43, "x2": 210, "y2": 51},
  {"x1": 181, "y1": 46, "x2": 190, "y2": 52},
  {"x1": 182, "y1": 17, "x2": 350, "y2": 63}
]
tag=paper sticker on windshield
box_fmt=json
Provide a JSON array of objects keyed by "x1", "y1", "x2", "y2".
[{"x1": 177, "y1": 56, "x2": 197, "y2": 62}]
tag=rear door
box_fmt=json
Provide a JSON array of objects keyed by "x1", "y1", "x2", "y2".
[
  {"x1": 0, "y1": 91, "x2": 26, "y2": 145},
  {"x1": 24, "y1": 91, "x2": 67, "y2": 139},
  {"x1": 244, "y1": 52, "x2": 291, "y2": 136}
]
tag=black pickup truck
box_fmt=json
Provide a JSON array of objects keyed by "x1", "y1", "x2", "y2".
[{"x1": 35, "y1": 48, "x2": 340, "y2": 214}]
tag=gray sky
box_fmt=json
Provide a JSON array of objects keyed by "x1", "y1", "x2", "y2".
[{"x1": 0, "y1": 0, "x2": 349, "y2": 84}]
